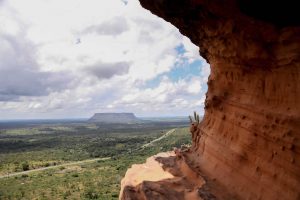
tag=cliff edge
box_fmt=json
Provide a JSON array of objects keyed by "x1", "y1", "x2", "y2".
[{"x1": 120, "y1": 1, "x2": 300, "y2": 200}]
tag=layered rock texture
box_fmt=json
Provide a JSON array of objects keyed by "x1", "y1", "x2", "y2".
[
  {"x1": 120, "y1": 151, "x2": 207, "y2": 200},
  {"x1": 121, "y1": 1, "x2": 300, "y2": 200}
]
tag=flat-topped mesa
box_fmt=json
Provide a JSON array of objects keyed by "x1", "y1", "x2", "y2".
[
  {"x1": 88, "y1": 113, "x2": 140, "y2": 123},
  {"x1": 121, "y1": 1, "x2": 300, "y2": 200}
]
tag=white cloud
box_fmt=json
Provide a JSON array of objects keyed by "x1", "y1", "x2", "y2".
[
  {"x1": 181, "y1": 37, "x2": 200, "y2": 63},
  {"x1": 0, "y1": 0, "x2": 209, "y2": 119},
  {"x1": 82, "y1": 16, "x2": 129, "y2": 36},
  {"x1": 108, "y1": 76, "x2": 206, "y2": 116}
]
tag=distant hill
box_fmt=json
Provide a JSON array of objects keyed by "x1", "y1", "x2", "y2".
[{"x1": 88, "y1": 113, "x2": 141, "y2": 124}]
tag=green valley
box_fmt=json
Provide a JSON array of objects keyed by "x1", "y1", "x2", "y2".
[{"x1": 0, "y1": 121, "x2": 191, "y2": 200}]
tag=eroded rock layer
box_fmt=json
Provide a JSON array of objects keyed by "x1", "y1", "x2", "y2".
[
  {"x1": 121, "y1": 0, "x2": 300, "y2": 199},
  {"x1": 120, "y1": 151, "x2": 207, "y2": 200}
]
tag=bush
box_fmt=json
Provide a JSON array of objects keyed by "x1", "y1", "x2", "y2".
[
  {"x1": 84, "y1": 189, "x2": 99, "y2": 199},
  {"x1": 111, "y1": 193, "x2": 118, "y2": 198},
  {"x1": 44, "y1": 162, "x2": 50, "y2": 167},
  {"x1": 63, "y1": 190, "x2": 71, "y2": 199},
  {"x1": 22, "y1": 162, "x2": 29, "y2": 171},
  {"x1": 21, "y1": 174, "x2": 29, "y2": 178}
]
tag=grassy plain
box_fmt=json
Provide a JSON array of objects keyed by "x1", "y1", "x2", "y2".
[{"x1": 0, "y1": 121, "x2": 191, "y2": 200}]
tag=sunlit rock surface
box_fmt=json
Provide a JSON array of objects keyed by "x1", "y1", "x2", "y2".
[{"x1": 120, "y1": 151, "x2": 206, "y2": 200}]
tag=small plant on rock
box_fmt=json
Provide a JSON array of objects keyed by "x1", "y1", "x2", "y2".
[{"x1": 189, "y1": 111, "x2": 200, "y2": 124}]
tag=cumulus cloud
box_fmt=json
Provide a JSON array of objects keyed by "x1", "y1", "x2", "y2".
[
  {"x1": 0, "y1": 33, "x2": 72, "y2": 101},
  {"x1": 109, "y1": 76, "x2": 205, "y2": 113},
  {"x1": 0, "y1": 69, "x2": 71, "y2": 101},
  {"x1": 85, "y1": 61, "x2": 130, "y2": 80},
  {"x1": 83, "y1": 17, "x2": 129, "y2": 36},
  {"x1": 0, "y1": 0, "x2": 210, "y2": 119}
]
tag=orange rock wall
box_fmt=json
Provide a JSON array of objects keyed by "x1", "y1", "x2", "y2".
[{"x1": 138, "y1": 0, "x2": 300, "y2": 199}]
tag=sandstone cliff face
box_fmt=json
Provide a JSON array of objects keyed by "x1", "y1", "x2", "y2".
[
  {"x1": 121, "y1": 1, "x2": 300, "y2": 199},
  {"x1": 121, "y1": 152, "x2": 206, "y2": 200}
]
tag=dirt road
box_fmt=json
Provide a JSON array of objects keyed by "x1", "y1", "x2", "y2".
[
  {"x1": 142, "y1": 128, "x2": 176, "y2": 148},
  {"x1": 0, "y1": 157, "x2": 110, "y2": 179},
  {"x1": 1, "y1": 128, "x2": 177, "y2": 179}
]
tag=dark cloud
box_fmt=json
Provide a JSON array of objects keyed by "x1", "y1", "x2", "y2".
[
  {"x1": 83, "y1": 17, "x2": 129, "y2": 36},
  {"x1": 85, "y1": 61, "x2": 130, "y2": 80},
  {"x1": 0, "y1": 34, "x2": 72, "y2": 101}
]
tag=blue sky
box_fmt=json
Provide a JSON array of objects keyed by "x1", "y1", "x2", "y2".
[
  {"x1": 143, "y1": 45, "x2": 207, "y2": 88},
  {"x1": 0, "y1": 0, "x2": 209, "y2": 119}
]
